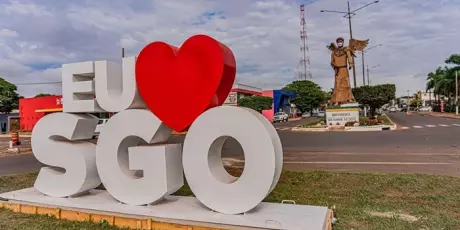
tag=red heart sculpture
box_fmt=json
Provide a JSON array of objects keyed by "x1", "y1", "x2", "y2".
[{"x1": 136, "y1": 35, "x2": 236, "y2": 132}]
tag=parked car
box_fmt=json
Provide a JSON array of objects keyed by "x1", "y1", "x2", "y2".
[
  {"x1": 419, "y1": 106, "x2": 432, "y2": 112},
  {"x1": 93, "y1": 118, "x2": 109, "y2": 138},
  {"x1": 273, "y1": 112, "x2": 289, "y2": 123},
  {"x1": 317, "y1": 110, "x2": 325, "y2": 117},
  {"x1": 301, "y1": 112, "x2": 311, "y2": 119},
  {"x1": 388, "y1": 107, "x2": 397, "y2": 113}
]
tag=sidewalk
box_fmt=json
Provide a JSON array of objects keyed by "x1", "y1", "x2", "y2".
[{"x1": 431, "y1": 112, "x2": 460, "y2": 119}]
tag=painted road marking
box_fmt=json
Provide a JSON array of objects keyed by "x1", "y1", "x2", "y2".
[
  {"x1": 276, "y1": 127, "x2": 291, "y2": 131},
  {"x1": 452, "y1": 124, "x2": 460, "y2": 127},
  {"x1": 413, "y1": 126, "x2": 423, "y2": 129},
  {"x1": 425, "y1": 125, "x2": 436, "y2": 128},
  {"x1": 284, "y1": 162, "x2": 452, "y2": 165},
  {"x1": 223, "y1": 159, "x2": 454, "y2": 165},
  {"x1": 438, "y1": 124, "x2": 449, "y2": 127},
  {"x1": 401, "y1": 126, "x2": 409, "y2": 130}
]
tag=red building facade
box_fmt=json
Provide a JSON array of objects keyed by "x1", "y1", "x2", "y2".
[{"x1": 19, "y1": 95, "x2": 63, "y2": 131}]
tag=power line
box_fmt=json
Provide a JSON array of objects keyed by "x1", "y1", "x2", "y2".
[{"x1": 14, "y1": 81, "x2": 62, "y2": 86}]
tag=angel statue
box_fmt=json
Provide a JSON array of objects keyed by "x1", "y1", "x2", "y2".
[{"x1": 327, "y1": 37, "x2": 369, "y2": 106}]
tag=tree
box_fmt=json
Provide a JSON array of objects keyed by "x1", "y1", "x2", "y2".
[
  {"x1": 35, "y1": 93, "x2": 53, "y2": 98},
  {"x1": 410, "y1": 98, "x2": 422, "y2": 107},
  {"x1": 425, "y1": 54, "x2": 460, "y2": 107},
  {"x1": 282, "y1": 80, "x2": 327, "y2": 113},
  {"x1": 238, "y1": 96, "x2": 273, "y2": 113},
  {"x1": 0, "y1": 77, "x2": 20, "y2": 113},
  {"x1": 352, "y1": 84, "x2": 396, "y2": 117}
]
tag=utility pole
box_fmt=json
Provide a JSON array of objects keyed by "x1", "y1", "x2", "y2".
[
  {"x1": 347, "y1": 1, "x2": 357, "y2": 87},
  {"x1": 456, "y1": 70, "x2": 458, "y2": 115},
  {"x1": 367, "y1": 65, "x2": 370, "y2": 85},
  {"x1": 362, "y1": 51, "x2": 365, "y2": 86},
  {"x1": 366, "y1": 64, "x2": 380, "y2": 86},
  {"x1": 361, "y1": 44, "x2": 382, "y2": 86},
  {"x1": 407, "y1": 90, "x2": 410, "y2": 112},
  {"x1": 320, "y1": 0, "x2": 380, "y2": 88}
]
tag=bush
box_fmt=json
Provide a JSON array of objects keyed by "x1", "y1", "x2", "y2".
[
  {"x1": 345, "y1": 121, "x2": 357, "y2": 127},
  {"x1": 238, "y1": 96, "x2": 273, "y2": 113},
  {"x1": 352, "y1": 84, "x2": 396, "y2": 117},
  {"x1": 364, "y1": 119, "x2": 384, "y2": 126}
]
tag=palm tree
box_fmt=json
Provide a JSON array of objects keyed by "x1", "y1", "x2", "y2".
[
  {"x1": 426, "y1": 67, "x2": 447, "y2": 102},
  {"x1": 445, "y1": 54, "x2": 460, "y2": 66},
  {"x1": 426, "y1": 54, "x2": 460, "y2": 110}
]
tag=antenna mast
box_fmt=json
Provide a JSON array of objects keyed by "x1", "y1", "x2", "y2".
[{"x1": 298, "y1": 4, "x2": 313, "y2": 80}]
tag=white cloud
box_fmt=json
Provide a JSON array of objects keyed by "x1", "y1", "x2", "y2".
[{"x1": 0, "y1": 0, "x2": 457, "y2": 97}]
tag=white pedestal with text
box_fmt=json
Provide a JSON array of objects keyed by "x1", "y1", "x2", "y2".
[{"x1": 326, "y1": 106, "x2": 359, "y2": 126}]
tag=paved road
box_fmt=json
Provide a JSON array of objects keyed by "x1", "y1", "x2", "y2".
[
  {"x1": 273, "y1": 117, "x2": 319, "y2": 131},
  {"x1": 1, "y1": 112, "x2": 459, "y2": 176},
  {"x1": 388, "y1": 111, "x2": 460, "y2": 131}
]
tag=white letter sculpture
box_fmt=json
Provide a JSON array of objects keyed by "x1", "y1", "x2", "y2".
[
  {"x1": 183, "y1": 106, "x2": 283, "y2": 214},
  {"x1": 96, "y1": 109, "x2": 184, "y2": 205},
  {"x1": 62, "y1": 61, "x2": 102, "y2": 113},
  {"x1": 94, "y1": 57, "x2": 146, "y2": 112},
  {"x1": 32, "y1": 113, "x2": 101, "y2": 197},
  {"x1": 31, "y1": 36, "x2": 285, "y2": 217}
]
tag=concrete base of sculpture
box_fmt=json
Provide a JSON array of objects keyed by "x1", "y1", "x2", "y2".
[
  {"x1": 326, "y1": 106, "x2": 359, "y2": 126},
  {"x1": 0, "y1": 188, "x2": 333, "y2": 230}
]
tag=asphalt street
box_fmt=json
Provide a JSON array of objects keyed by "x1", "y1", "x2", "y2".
[{"x1": 1, "y1": 112, "x2": 459, "y2": 176}]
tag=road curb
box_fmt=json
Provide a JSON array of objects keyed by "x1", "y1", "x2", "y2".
[
  {"x1": 382, "y1": 113, "x2": 398, "y2": 130},
  {"x1": 291, "y1": 125, "x2": 395, "y2": 132},
  {"x1": 291, "y1": 127, "x2": 328, "y2": 132},
  {"x1": 430, "y1": 112, "x2": 460, "y2": 120}
]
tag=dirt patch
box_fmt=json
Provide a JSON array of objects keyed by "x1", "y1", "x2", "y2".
[
  {"x1": 347, "y1": 220, "x2": 369, "y2": 229},
  {"x1": 383, "y1": 188, "x2": 404, "y2": 197},
  {"x1": 0, "y1": 148, "x2": 32, "y2": 157},
  {"x1": 366, "y1": 211, "x2": 419, "y2": 222}
]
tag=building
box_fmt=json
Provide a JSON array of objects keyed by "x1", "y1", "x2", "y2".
[
  {"x1": 19, "y1": 95, "x2": 112, "y2": 131},
  {"x1": 19, "y1": 95, "x2": 63, "y2": 131},
  {"x1": 20, "y1": 83, "x2": 294, "y2": 131},
  {"x1": 0, "y1": 110, "x2": 19, "y2": 133},
  {"x1": 223, "y1": 84, "x2": 263, "y2": 106},
  {"x1": 222, "y1": 84, "x2": 297, "y2": 121},
  {"x1": 418, "y1": 91, "x2": 446, "y2": 106},
  {"x1": 262, "y1": 90, "x2": 297, "y2": 121}
]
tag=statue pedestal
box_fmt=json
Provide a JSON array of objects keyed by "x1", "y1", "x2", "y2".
[{"x1": 326, "y1": 105, "x2": 359, "y2": 126}]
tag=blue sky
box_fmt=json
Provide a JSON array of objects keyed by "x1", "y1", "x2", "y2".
[{"x1": 0, "y1": 0, "x2": 458, "y2": 97}]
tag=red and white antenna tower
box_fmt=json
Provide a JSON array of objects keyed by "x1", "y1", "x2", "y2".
[{"x1": 298, "y1": 4, "x2": 313, "y2": 80}]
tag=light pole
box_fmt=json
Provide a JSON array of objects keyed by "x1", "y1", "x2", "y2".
[
  {"x1": 320, "y1": 0, "x2": 380, "y2": 88},
  {"x1": 366, "y1": 64, "x2": 380, "y2": 85},
  {"x1": 456, "y1": 70, "x2": 458, "y2": 115},
  {"x1": 407, "y1": 90, "x2": 410, "y2": 113},
  {"x1": 361, "y1": 44, "x2": 382, "y2": 86}
]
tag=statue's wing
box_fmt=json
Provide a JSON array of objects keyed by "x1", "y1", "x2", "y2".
[
  {"x1": 349, "y1": 38, "x2": 369, "y2": 52},
  {"x1": 326, "y1": 42, "x2": 337, "y2": 51}
]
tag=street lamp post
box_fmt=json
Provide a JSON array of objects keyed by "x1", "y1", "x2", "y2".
[
  {"x1": 361, "y1": 44, "x2": 382, "y2": 86},
  {"x1": 366, "y1": 64, "x2": 380, "y2": 85},
  {"x1": 407, "y1": 90, "x2": 410, "y2": 113},
  {"x1": 320, "y1": 0, "x2": 380, "y2": 88},
  {"x1": 456, "y1": 70, "x2": 458, "y2": 115}
]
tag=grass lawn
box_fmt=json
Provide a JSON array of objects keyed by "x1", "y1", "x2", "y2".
[
  {"x1": 301, "y1": 117, "x2": 326, "y2": 128},
  {"x1": 359, "y1": 115, "x2": 394, "y2": 126},
  {"x1": 1, "y1": 170, "x2": 460, "y2": 230},
  {"x1": 379, "y1": 114, "x2": 394, "y2": 126}
]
